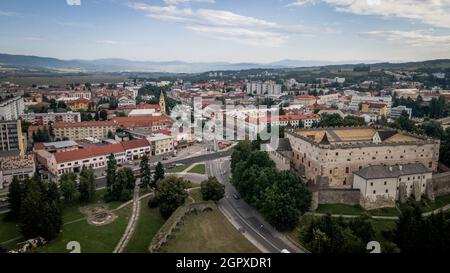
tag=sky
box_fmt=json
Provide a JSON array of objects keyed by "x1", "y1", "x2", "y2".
[{"x1": 0, "y1": 0, "x2": 450, "y2": 63}]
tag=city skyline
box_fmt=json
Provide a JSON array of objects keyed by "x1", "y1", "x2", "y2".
[{"x1": 1, "y1": 1, "x2": 450, "y2": 63}]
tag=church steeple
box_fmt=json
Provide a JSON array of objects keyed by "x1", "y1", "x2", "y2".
[{"x1": 159, "y1": 92, "x2": 166, "y2": 114}]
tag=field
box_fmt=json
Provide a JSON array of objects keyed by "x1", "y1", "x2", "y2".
[
  {"x1": 158, "y1": 207, "x2": 259, "y2": 253},
  {"x1": 124, "y1": 196, "x2": 165, "y2": 253},
  {"x1": 3, "y1": 75, "x2": 128, "y2": 87},
  {"x1": 166, "y1": 164, "x2": 189, "y2": 173}
]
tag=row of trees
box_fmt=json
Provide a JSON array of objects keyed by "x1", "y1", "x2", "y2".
[
  {"x1": 231, "y1": 141, "x2": 312, "y2": 231},
  {"x1": 6, "y1": 175, "x2": 62, "y2": 240},
  {"x1": 104, "y1": 154, "x2": 136, "y2": 202},
  {"x1": 59, "y1": 167, "x2": 96, "y2": 203},
  {"x1": 319, "y1": 113, "x2": 366, "y2": 127},
  {"x1": 390, "y1": 203, "x2": 450, "y2": 253},
  {"x1": 393, "y1": 95, "x2": 448, "y2": 119}
]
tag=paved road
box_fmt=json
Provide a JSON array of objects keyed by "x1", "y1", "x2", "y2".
[{"x1": 207, "y1": 158, "x2": 304, "y2": 253}]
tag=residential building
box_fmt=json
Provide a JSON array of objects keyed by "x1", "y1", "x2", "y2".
[
  {"x1": 19, "y1": 112, "x2": 81, "y2": 125},
  {"x1": 294, "y1": 94, "x2": 318, "y2": 106},
  {"x1": 286, "y1": 127, "x2": 440, "y2": 188},
  {"x1": 67, "y1": 98, "x2": 91, "y2": 111},
  {"x1": 0, "y1": 96, "x2": 24, "y2": 120},
  {"x1": 361, "y1": 102, "x2": 388, "y2": 117},
  {"x1": 246, "y1": 81, "x2": 282, "y2": 96},
  {"x1": 0, "y1": 120, "x2": 25, "y2": 156},
  {"x1": 349, "y1": 95, "x2": 392, "y2": 114},
  {"x1": 391, "y1": 105, "x2": 413, "y2": 119},
  {"x1": 147, "y1": 133, "x2": 174, "y2": 156},
  {"x1": 52, "y1": 121, "x2": 117, "y2": 140}
]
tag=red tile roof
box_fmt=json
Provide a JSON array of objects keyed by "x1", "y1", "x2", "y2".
[
  {"x1": 54, "y1": 139, "x2": 150, "y2": 163},
  {"x1": 121, "y1": 138, "x2": 150, "y2": 150},
  {"x1": 54, "y1": 143, "x2": 124, "y2": 163},
  {"x1": 112, "y1": 115, "x2": 172, "y2": 128},
  {"x1": 296, "y1": 94, "x2": 318, "y2": 100},
  {"x1": 52, "y1": 120, "x2": 117, "y2": 129}
]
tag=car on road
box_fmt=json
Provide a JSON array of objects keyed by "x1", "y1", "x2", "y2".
[
  {"x1": 232, "y1": 193, "x2": 240, "y2": 200},
  {"x1": 162, "y1": 156, "x2": 169, "y2": 161},
  {"x1": 175, "y1": 163, "x2": 184, "y2": 167}
]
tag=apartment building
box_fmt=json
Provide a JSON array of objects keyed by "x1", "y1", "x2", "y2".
[
  {"x1": 0, "y1": 96, "x2": 24, "y2": 120},
  {"x1": 349, "y1": 95, "x2": 392, "y2": 115},
  {"x1": 19, "y1": 112, "x2": 81, "y2": 125},
  {"x1": 52, "y1": 121, "x2": 117, "y2": 140},
  {"x1": 391, "y1": 105, "x2": 413, "y2": 119},
  {"x1": 0, "y1": 120, "x2": 25, "y2": 156},
  {"x1": 246, "y1": 81, "x2": 282, "y2": 96}
]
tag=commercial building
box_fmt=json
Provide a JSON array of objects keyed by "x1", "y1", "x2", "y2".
[
  {"x1": 44, "y1": 139, "x2": 151, "y2": 176},
  {"x1": 19, "y1": 112, "x2": 81, "y2": 125},
  {"x1": 0, "y1": 96, "x2": 24, "y2": 120},
  {"x1": 0, "y1": 154, "x2": 35, "y2": 189},
  {"x1": 286, "y1": 127, "x2": 440, "y2": 188}
]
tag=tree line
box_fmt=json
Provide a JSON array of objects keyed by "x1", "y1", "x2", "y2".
[{"x1": 231, "y1": 140, "x2": 312, "y2": 231}]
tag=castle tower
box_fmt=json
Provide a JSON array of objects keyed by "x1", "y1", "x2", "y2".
[{"x1": 159, "y1": 92, "x2": 166, "y2": 114}]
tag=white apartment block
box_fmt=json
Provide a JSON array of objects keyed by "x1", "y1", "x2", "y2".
[
  {"x1": 19, "y1": 112, "x2": 81, "y2": 125},
  {"x1": 349, "y1": 95, "x2": 392, "y2": 114},
  {"x1": 246, "y1": 82, "x2": 282, "y2": 96},
  {"x1": 0, "y1": 96, "x2": 25, "y2": 121}
]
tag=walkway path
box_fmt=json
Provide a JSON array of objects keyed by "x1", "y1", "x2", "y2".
[
  {"x1": 113, "y1": 185, "x2": 141, "y2": 253},
  {"x1": 309, "y1": 204, "x2": 450, "y2": 220}
]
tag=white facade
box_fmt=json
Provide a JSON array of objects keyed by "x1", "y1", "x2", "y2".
[
  {"x1": 0, "y1": 96, "x2": 24, "y2": 121},
  {"x1": 246, "y1": 82, "x2": 282, "y2": 96},
  {"x1": 349, "y1": 95, "x2": 392, "y2": 114}
]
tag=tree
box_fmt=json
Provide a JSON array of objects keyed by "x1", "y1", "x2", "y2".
[
  {"x1": 19, "y1": 178, "x2": 62, "y2": 240},
  {"x1": 107, "y1": 130, "x2": 115, "y2": 139},
  {"x1": 123, "y1": 167, "x2": 136, "y2": 190},
  {"x1": 99, "y1": 110, "x2": 108, "y2": 121},
  {"x1": 59, "y1": 173, "x2": 78, "y2": 203},
  {"x1": 79, "y1": 167, "x2": 96, "y2": 202},
  {"x1": 154, "y1": 176, "x2": 188, "y2": 218},
  {"x1": 201, "y1": 177, "x2": 225, "y2": 201},
  {"x1": 5, "y1": 176, "x2": 24, "y2": 220},
  {"x1": 140, "y1": 155, "x2": 152, "y2": 188},
  {"x1": 114, "y1": 169, "x2": 132, "y2": 201},
  {"x1": 154, "y1": 162, "x2": 165, "y2": 183},
  {"x1": 106, "y1": 154, "x2": 117, "y2": 193}
]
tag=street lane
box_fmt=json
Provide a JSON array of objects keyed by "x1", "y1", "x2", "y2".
[{"x1": 207, "y1": 158, "x2": 304, "y2": 253}]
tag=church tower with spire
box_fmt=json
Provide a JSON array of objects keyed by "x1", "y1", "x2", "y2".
[{"x1": 159, "y1": 92, "x2": 166, "y2": 114}]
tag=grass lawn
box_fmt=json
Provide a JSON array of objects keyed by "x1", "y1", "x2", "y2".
[
  {"x1": 368, "y1": 207, "x2": 400, "y2": 217},
  {"x1": 188, "y1": 164, "x2": 206, "y2": 175},
  {"x1": 166, "y1": 164, "x2": 189, "y2": 173},
  {"x1": 33, "y1": 204, "x2": 132, "y2": 253},
  {"x1": 0, "y1": 214, "x2": 21, "y2": 245},
  {"x1": 188, "y1": 188, "x2": 203, "y2": 203},
  {"x1": 158, "y1": 207, "x2": 259, "y2": 253},
  {"x1": 124, "y1": 196, "x2": 165, "y2": 253},
  {"x1": 316, "y1": 204, "x2": 365, "y2": 215}
]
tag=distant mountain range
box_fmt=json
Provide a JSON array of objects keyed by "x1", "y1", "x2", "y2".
[{"x1": 0, "y1": 53, "x2": 388, "y2": 74}]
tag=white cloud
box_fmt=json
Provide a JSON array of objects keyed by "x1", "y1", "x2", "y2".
[
  {"x1": 362, "y1": 30, "x2": 450, "y2": 47},
  {"x1": 0, "y1": 10, "x2": 18, "y2": 16},
  {"x1": 128, "y1": 2, "x2": 327, "y2": 46},
  {"x1": 163, "y1": 0, "x2": 215, "y2": 4},
  {"x1": 289, "y1": 0, "x2": 450, "y2": 29},
  {"x1": 96, "y1": 40, "x2": 125, "y2": 45},
  {"x1": 66, "y1": 0, "x2": 81, "y2": 6}
]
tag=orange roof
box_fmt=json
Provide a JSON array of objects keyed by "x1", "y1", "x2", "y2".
[
  {"x1": 245, "y1": 114, "x2": 320, "y2": 124},
  {"x1": 296, "y1": 94, "x2": 318, "y2": 100},
  {"x1": 112, "y1": 115, "x2": 172, "y2": 128},
  {"x1": 68, "y1": 98, "x2": 91, "y2": 104},
  {"x1": 121, "y1": 138, "x2": 151, "y2": 150},
  {"x1": 52, "y1": 120, "x2": 116, "y2": 129},
  {"x1": 54, "y1": 139, "x2": 150, "y2": 163}
]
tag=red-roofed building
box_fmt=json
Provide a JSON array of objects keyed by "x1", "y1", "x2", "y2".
[
  {"x1": 246, "y1": 114, "x2": 320, "y2": 128},
  {"x1": 112, "y1": 115, "x2": 173, "y2": 131},
  {"x1": 52, "y1": 120, "x2": 117, "y2": 140},
  {"x1": 67, "y1": 98, "x2": 93, "y2": 111},
  {"x1": 294, "y1": 94, "x2": 318, "y2": 106},
  {"x1": 44, "y1": 139, "x2": 151, "y2": 175}
]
